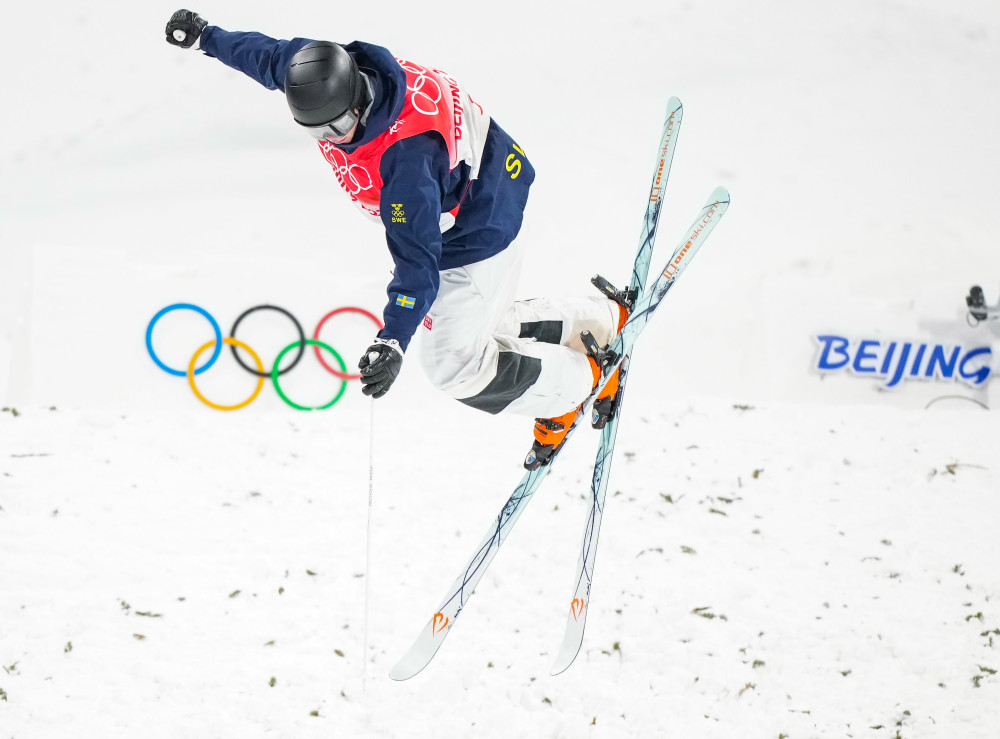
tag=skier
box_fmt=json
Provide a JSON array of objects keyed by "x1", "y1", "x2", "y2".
[{"x1": 164, "y1": 10, "x2": 630, "y2": 468}]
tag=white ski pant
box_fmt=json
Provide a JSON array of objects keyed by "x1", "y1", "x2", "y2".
[{"x1": 417, "y1": 242, "x2": 619, "y2": 418}]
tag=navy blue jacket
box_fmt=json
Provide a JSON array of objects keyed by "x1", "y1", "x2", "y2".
[{"x1": 199, "y1": 27, "x2": 535, "y2": 350}]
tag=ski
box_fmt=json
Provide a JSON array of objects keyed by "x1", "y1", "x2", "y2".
[
  {"x1": 551, "y1": 120, "x2": 722, "y2": 672},
  {"x1": 551, "y1": 186, "x2": 730, "y2": 673},
  {"x1": 549, "y1": 97, "x2": 683, "y2": 673}
]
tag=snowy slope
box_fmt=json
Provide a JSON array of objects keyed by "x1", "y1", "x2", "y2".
[
  {"x1": 2, "y1": 0, "x2": 999, "y2": 737},
  {"x1": 2, "y1": 401, "x2": 998, "y2": 738}
]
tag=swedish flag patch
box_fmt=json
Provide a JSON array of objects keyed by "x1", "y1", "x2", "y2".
[{"x1": 396, "y1": 294, "x2": 416, "y2": 309}]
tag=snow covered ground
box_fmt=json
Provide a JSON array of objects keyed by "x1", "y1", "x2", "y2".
[
  {"x1": 2, "y1": 1, "x2": 1000, "y2": 737},
  {"x1": 2, "y1": 402, "x2": 998, "y2": 738}
]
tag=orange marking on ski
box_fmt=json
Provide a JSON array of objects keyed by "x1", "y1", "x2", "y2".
[
  {"x1": 571, "y1": 598, "x2": 586, "y2": 621},
  {"x1": 432, "y1": 612, "x2": 450, "y2": 634}
]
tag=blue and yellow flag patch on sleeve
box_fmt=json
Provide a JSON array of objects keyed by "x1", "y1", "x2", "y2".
[{"x1": 395, "y1": 294, "x2": 416, "y2": 309}]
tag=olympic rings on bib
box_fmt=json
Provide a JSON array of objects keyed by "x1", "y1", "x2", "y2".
[{"x1": 146, "y1": 303, "x2": 384, "y2": 411}]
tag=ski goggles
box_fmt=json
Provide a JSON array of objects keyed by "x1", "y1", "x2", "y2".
[{"x1": 303, "y1": 108, "x2": 360, "y2": 143}]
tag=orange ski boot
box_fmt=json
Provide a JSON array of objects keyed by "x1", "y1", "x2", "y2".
[
  {"x1": 523, "y1": 276, "x2": 634, "y2": 470},
  {"x1": 524, "y1": 353, "x2": 603, "y2": 471},
  {"x1": 588, "y1": 275, "x2": 634, "y2": 429},
  {"x1": 591, "y1": 365, "x2": 621, "y2": 430},
  {"x1": 523, "y1": 409, "x2": 579, "y2": 471}
]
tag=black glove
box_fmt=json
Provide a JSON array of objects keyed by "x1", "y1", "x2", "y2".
[
  {"x1": 166, "y1": 9, "x2": 208, "y2": 48},
  {"x1": 358, "y1": 338, "x2": 404, "y2": 399}
]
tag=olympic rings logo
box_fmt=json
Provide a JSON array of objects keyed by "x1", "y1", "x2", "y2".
[
  {"x1": 318, "y1": 141, "x2": 374, "y2": 195},
  {"x1": 146, "y1": 303, "x2": 383, "y2": 411},
  {"x1": 397, "y1": 60, "x2": 443, "y2": 116}
]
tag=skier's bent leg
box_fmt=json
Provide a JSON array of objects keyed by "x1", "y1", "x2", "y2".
[
  {"x1": 415, "y1": 243, "x2": 618, "y2": 418},
  {"x1": 419, "y1": 332, "x2": 596, "y2": 418},
  {"x1": 506, "y1": 296, "x2": 620, "y2": 354}
]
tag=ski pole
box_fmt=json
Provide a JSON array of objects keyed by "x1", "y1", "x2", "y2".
[{"x1": 362, "y1": 398, "x2": 375, "y2": 691}]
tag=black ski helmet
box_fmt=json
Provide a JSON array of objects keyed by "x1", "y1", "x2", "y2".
[{"x1": 285, "y1": 41, "x2": 365, "y2": 126}]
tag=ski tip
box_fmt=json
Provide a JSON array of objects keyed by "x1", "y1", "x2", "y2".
[
  {"x1": 549, "y1": 643, "x2": 584, "y2": 677},
  {"x1": 666, "y1": 96, "x2": 683, "y2": 114},
  {"x1": 709, "y1": 185, "x2": 731, "y2": 206},
  {"x1": 388, "y1": 654, "x2": 429, "y2": 682},
  {"x1": 388, "y1": 612, "x2": 455, "y2": 681},
  {"x1": 388, "y1": 667, "x2": 415, "y2": 681}
]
